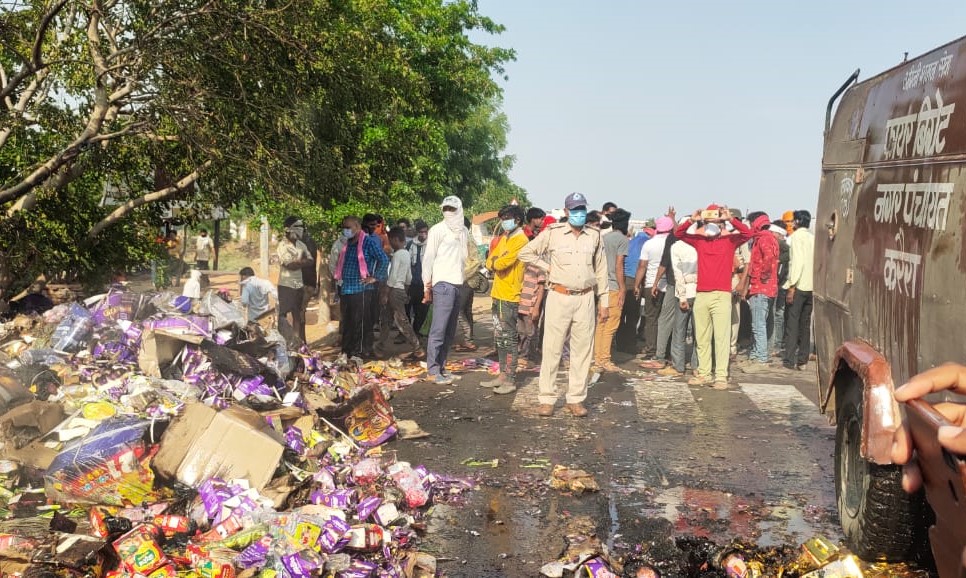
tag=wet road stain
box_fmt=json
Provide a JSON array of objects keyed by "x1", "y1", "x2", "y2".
[{"x1": 388, "y1": 365, "x2": 922, "y2": 577}]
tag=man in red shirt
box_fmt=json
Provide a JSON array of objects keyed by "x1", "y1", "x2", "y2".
[
  {"x1": 738, "y1": 214, "x2": 780, "y2": 371},
  {"x1": 674, "y1": 205, "x2": 751, "y2": 389}
]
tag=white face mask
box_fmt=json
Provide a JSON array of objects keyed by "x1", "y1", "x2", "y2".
[
  {"x1": 704, "y1": 223, "x2": 721, "y2": 237},
  {"x1": 442, "y1": 208, "x2": 464, "y2": 232}
]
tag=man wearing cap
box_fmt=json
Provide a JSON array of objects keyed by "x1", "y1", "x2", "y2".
[
  {"x1": 781, "y1": 211, "x2": 795, "y2": 236},
  {"x1": 422, "y1": 196, "x2": 469, "y2": 385},
  {"x1": 519, "y1": 192, "x2": 609, "y2": 417},
  {"x1": 633, "y1": 215, "x2": 675, "y2": 365},
  {"x1": 674, "y1": 205, "x2": 751, "y2": 389},
  {"x1": 278, "y1": 216, "x2": 314, "y2": 342}
]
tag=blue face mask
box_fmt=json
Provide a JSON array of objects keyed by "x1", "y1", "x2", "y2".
[
  {"x1": 501, "y1": 219, "x2": 517, "y2": 232},
  {"x1": 342, "y1": 228, "x2": 354, "y2": 239},
  {"x1": 568, "y1": 210, "x2": 587, "y2": 228}
]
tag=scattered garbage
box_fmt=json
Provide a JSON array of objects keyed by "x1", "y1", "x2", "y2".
[
  {"x1": 0, "y1": 286, "x2": 473, "y2": 578},
  {"x1": 549, "y1": 465, "x2": 600, "y2": 494}
]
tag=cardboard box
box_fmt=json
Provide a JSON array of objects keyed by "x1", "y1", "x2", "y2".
[
  {"x1": 153, "y1": 402, "x2": 284, "y2": 491},
  {"x1": 138, "y1": 329, "x2": 204, "y2": 378},
  {"x1": 0, "y1": 400, "x2": 66, "y2": 439}
]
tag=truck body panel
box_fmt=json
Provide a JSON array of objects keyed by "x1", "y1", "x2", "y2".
[{"x1": 816, "y1": 36, "x2": 966, "y2": 407}]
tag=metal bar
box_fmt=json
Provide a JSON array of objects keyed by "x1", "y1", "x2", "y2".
[{"x1": 825, "y1": 68, "x2": 860, "y2": 137}]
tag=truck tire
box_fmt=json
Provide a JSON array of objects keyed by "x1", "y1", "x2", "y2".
[{"x1": 835, "y1": 381, "x2": 932, "y2": 561}]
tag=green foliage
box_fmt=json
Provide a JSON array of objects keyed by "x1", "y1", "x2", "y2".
[{"x1": 0, "y1": 0, "x2": 525, "y2": 294}]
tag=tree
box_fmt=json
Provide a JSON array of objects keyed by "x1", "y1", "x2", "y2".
[{"x1": 0, "y1": 0, "x2": 520, "y2": 295}]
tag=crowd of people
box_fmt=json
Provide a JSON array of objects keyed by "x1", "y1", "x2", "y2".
[{"x1": 214, "y1": 193, "x2": 815, "y2": 418}]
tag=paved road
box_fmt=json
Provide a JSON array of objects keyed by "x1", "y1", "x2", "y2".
[{"x1": 389, "y1": 354, "x2": 841, "y2": 577}]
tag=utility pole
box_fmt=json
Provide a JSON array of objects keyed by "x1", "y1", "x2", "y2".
[{"x1": 260, "y1": 216, "x2": 270, "y2": 279}]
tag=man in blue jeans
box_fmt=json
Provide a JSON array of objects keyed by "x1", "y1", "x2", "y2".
[
  {"x1": 738, "y1": 214, "x2": 780, "y2": 372},
  {"x1": 422, "y1": 196, "x2": 469, "y2": 384}
]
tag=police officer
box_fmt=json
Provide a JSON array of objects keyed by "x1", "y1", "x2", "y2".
[{"x1": 518, "y1": 192, "x2": 609, "y2": 417}]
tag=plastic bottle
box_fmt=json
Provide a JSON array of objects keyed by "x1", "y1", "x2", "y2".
[{"x1": 51, "y1": 303, "x2": 93, "y2": 352}]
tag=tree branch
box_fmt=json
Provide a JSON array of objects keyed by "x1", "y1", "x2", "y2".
[
  {"x1": 0, "y1": 5, "x2": 114, "y2": 205},
  {"x1": 87, "y1": 160, "x2": 212, "y2": 238},
  {"x1": 0, "y1": 0, "x2": 69, "y2": 102}
]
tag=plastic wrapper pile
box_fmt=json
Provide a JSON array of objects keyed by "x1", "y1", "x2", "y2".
[{"x1": 0, "y1": 287, "x2": 468, "y2": 578}]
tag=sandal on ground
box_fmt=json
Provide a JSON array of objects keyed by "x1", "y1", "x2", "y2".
[{"x1": 454, "y1": 344, "x2": 477, "y2": 352}]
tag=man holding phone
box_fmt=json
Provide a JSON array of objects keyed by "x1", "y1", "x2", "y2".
[{"x1": 674, "y1": 205, "x2": 751, "y2": 389}]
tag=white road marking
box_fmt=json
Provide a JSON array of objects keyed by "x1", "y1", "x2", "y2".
[
  {"x1": 739, "y1": 383, "x2": 831, "y2": 428},
  {"x1": 630, "y1": 377, "x2": 704, "y2": 423},
  {"x1": 511, "y1": 376, "x2": 541, "y2": 414}
]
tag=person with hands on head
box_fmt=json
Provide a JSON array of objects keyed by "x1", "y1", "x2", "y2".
[
  {"x1": 518, "y1": 192, "x2": 609, "y2": 418},
  {"x1": 892, "y1": 363, "x2": 966, "y2": 493},
  {"x1": 674, "y1": 205, "x2": 752, "y2": 389}
]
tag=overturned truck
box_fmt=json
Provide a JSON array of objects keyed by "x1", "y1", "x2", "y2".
[{"x1": 815, "y1": 36, "x2": 966, "y2": 565}]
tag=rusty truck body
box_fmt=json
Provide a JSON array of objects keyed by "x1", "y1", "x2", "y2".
[{"x1": 815, "y1": 36, "x2": 966, "y2": 563}]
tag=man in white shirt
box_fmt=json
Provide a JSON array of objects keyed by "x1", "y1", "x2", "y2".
[
  {"x1": 633, "y1": 216, "x2": 673, "y2": 362},
  {"x1": 670, "y1": 222, "x2": 699, "y2": 375},
  {"x1": 422, "y1": 196, "x2": 468, "y2": 385},
  {"x1": 240, "y1": 266, "x2": 277, "y2": 323},
  {"x1": 277, "y1": 216, "x2": 313, "y2": 341},
  {"x1": 380, "y1": 226, "x2": 422, "y2": 358},
  {"x1": 195, "y1": 229, "x2": 214, "y2": 270},
  {"x1": 782, "y1": 210, "x2": 815, "y2": 371}
]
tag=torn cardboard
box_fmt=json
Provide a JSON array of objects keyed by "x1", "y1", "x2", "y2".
[
  {"x1": 138, "y1": 329, "x2": 204, "y2": 378},
  {"x1": 153, "y1": 402, "x2": 284, "y2": 491}
]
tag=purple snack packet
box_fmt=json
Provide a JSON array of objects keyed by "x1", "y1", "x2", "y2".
[
  {"x1": 356, "y1": 496, "x2": 382, "y2": 521},
  {"x1": 314, "y1": 489, "x2": 357, "y2": 508},
  {"x1": 285, "y1": 426, "x2": 306, "y2": 454},
  {"x1": 377, "y1": 564, "x2": 403, "y2": 578},
  {"x1": 172, "y1": 295, "x2": 193, "y2": 313},
  {"x1": 236, "y1": 536, "x2": 273, "y2": 568},
  {"x1": 282, "y1": 550, "x2": 324, "y2": 578},
  {"x1": 372, "y1": 502, "x2": 399, "y2": 527},
  {"x1": 337, "y1": 559, "x2": 379, "y2": 578},
  {"x1": 317, "y1": 517, "x2": 352, "y2": 554},
  {"x1": 579, "y1": 557, "x2": 619, "y2": 578},
  {"x1": 236, "y1": 375, "x2": 273, "y2": 398},
  {"x1": 197, "y1": 478, "x2": 231, "y2": 519}
]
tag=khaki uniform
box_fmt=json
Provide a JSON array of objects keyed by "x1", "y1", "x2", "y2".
[{"x1": 518, "y1": 223, "x2": 608, "y2": 406}]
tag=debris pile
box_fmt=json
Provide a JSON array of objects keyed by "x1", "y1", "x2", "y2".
[
  {"x1": 542, "y1": 533, "x2": 871, "y2": 578},
  {"x1": 0, "y1": 287, "x2": 466, "y2": 577}
]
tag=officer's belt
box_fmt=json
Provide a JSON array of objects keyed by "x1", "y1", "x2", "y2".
[{"x1": 550, "y1": 284, "x2": 593, "y2": 296}]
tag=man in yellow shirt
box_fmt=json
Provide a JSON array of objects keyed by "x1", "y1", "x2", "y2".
[{"x1": 482, "y1": 205, "x2": 529, "y2": 394}]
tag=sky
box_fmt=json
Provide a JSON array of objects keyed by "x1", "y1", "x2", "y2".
[{"x1": 474, "y1": 0, "x2": 966, "y2": 220}]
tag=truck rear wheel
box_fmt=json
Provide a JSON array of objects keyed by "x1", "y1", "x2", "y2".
[{"x1": 835, "y1": 381, "x2": 932, "y2": 561}]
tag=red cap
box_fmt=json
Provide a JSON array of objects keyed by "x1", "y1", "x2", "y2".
[{"x1": 706, "y1": 203, "x2": 720, "y2": 210}]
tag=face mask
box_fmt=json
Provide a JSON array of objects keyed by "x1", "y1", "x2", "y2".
[
  {"x1": 704, "y1": 223, "x2": 721, "y2": 237},
  {"x1": 342, "y1": 228, "x2": 354, "y2": 239},
  {"x1": 568, "y1": 210, "x2": 587, "y2": 228},
  {"x1": 501, "y1": 219, "x2": 517, "y2": 232}
]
